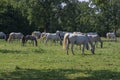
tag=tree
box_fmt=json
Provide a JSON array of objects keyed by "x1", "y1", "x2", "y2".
[
  {"x1": 0, "y1": 0, "x2": 33, "y2": 34},
  {"x1": 90, "y1": 0, "x2": 120, "y2": 35}
]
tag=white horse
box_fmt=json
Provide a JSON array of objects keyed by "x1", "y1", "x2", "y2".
[
  {"x1": 106, "y1": 32, "x2": 116, "y2": 41},
  {"x1": 0, "y1": 32, "x2": 6, "y2": 41},
  {"x1": 45, "y1": 33, "x2": 62, "y2": 45},
  {"x1": 32, "y1": 31, "x2": 41, "y2": 39},
  {"x1": 63, "y1": 33, "x2": 95, "y2": 55},
  {"x1": 87, "y1": 32, "x2": 103, "y2": 48},
  {"x1": 8, "y1": 32, "x2": 24, "y2": 42}
]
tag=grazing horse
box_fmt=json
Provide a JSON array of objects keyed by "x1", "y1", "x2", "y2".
[
  {"x1": 8, "y1": 32, "x2": 24, "y2": 42},
  {"x1": 87, "y1": 32, "x2": 103, "y2": 48},
  {"x1": 22, "y1": 35, "x2": 37, "y2": 46},
  {"x1": 106, "y1": 32, "x2": 116, "y2": 41},
  {"x1": 0, "y1": 32, "x2": 6, "y2": 41},
  {"x1": 45, "y1": 33, "x2": 62, "y2": 45},
  {"x1": 63, "y1": 33, "x2": 95, "y2": 55},
  {"x1": 32, "y1": 31, "x2": 41, "y2": 39}
]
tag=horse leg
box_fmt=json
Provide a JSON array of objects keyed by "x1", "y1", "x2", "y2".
[
  {"x1": 82, "y1": 44, "x2": 85, "y2": 55},
  {"x1": 66, "y1": 41, "x2": 70, "y2": 55},
  {"x1": 79, "y1": 45, "x2": 81, "y2": 50},
  {"x1": 89, "y1": 41, "x2": 95, "y2": 54},
  {"x1": 22, "y1": 40, "x2": 25, "y2": 46},
  {"x1": 91, "y1": 45, "x2": 95, "y2": 54},
  {"x1": 91, "y1": 46, "x2": 95, "y2": 54},
  {"x1": 32, "y1": 40, "x2": 34, "y2": 46},
  {"x1": 60, "y1": 40, "x2": 62, "y2": 45},
  {"x1": 45, "y1": 38, "x2": 48, "y2": 45},
  {"x1": 95, "y1": 41, "x2": 98, "y2": 48},
  {"x1": 54, "y1": 40, "x2": 57, "y2": 45},
  {"x1": 71, "y1": 44, "x2": 75, "y2": 55},
  {"x1": 98, "y1": 38, "x2": 103, "y2": 48},
  {"x1": 8, "y1": 37, "x2": 11, "y2": 43},
  {"x1": 115, "y1": 37, "x2": 117, "y2": 42},
  {"x1": 86, "y1": 43, "x2": 89, "y2": 50},
  {"x1": 114, "y1": 37, "x2": 117, "y2": 42},
  {"x1": 99, "y1": 40, "x2": 103, "y2": 48},
  {"x1": 66, "y1": 48, "x2": 69, "y2": 55},
  {"x1": 35, "y1": 39, "x2": 38, "y2": 46}
]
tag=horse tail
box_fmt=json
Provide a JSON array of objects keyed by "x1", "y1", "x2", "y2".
[{"x1": 63, "y1": 33, "x2": 69, "y2": 50}]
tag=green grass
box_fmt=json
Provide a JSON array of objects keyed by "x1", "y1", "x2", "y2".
[{"x1": 0, "y1": 38, "x2": 120, "y2": 80}]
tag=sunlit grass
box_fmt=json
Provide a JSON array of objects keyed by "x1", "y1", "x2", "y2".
[{"x1": 0, "y1": 38, "x2": 120, "y2": 80}]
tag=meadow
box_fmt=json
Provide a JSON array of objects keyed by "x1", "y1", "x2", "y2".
[{"x1": 0, "y1": 38, "x2": 120, "y2": 80}]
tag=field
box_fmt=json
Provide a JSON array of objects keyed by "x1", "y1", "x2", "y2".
[{"x1": 0, "y1": 38, "x2": 120, "y2": 80}]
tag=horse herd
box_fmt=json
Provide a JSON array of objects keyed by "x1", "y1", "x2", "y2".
[{"x1": 0, "y1": 31, "x2": 117, "y2": 55}]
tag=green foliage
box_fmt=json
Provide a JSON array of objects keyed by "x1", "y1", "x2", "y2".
[
  {"x1": 90, "y1": 0, "x2": 120, "y2": 36},
  {"x1": 0, "y1": 0, "x2": 120, "y2": 35},
  {"x1": 0, "y1": 0, "x2": 33, "y2": 34},
  {"x1": 116, "y1": 28, "x2": 120, "y2": 37}
]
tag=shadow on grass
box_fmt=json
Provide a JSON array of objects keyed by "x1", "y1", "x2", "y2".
[
  {"x1": 0, "y1": 49, "x2": 22, "y2": 54},
  {"x1": 0, "y1": 68, "x2": 120, "y2": 80},
  {"x1": 0, "y1": 48, "x2": 46, "y2": 54},
  {"x1": 33, "y1": 48, "x2": 46, "y2": 54}
]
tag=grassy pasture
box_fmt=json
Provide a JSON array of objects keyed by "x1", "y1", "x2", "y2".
[{"x1": 0, "y1": 38, "x2": 120, "y2": 80}]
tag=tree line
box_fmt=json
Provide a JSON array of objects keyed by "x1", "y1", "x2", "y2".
[{"x1": 0, "y1": 0, "x2": 120, "y2": 36}]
